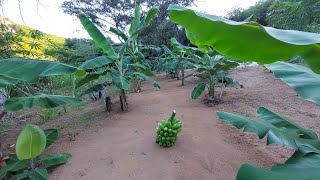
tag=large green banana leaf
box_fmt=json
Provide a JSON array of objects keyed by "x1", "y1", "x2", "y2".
[
  {"x1": 0, "y1": 59, "x2": 79, "y2": 88},
  {"x1": 8, "y1": 168, "x2": 48, "y2": 180},
  {"x1": 266, "y1": 62, "x2": 320, "y2": 106},
  {"x1": 16, "y1": 124, "x2": 46, "y2": 160},
  {"x1": 191, "y1": 83, "x2": 206, "y2": 100},
  {"x1": 110, "y1": 27, "x2": 128, "y2": 41},
  {"x1": 0, "y1": 157, "x2": 28, "y2": 179},
  {"x1": 4, "y1": 94, "x2": 82, "y2": 112},
  {"x1": 28, "y1": 168, "x2": 48, "y2": 180},
  {"x1": 237, "y1": 153, "x2": 320, "y2": 180},
  {"x1": 130, "y1": 72, "x2": 160, "y2": 89},
  {"x1": 170, "y1": 37, "x2": 199, "y2": 54},
  {"x1": 37, "y1": 153, "x2": 72, "y2": 168},
  {"x1": 79, "y1": 56, "x2": 113, "y2": 70},
  {"x1": 129, "y1": 3, "x2": 141, "y2": 36},
  {"x1": 76, "y1": 70, "x2": 110, "y2": 87},
  {"x1": 131, "y1": 8, "x2": 158, "y2": 38},
  {"x1": 43, "y1": 129, "x2": 58, "y2": 148},
  {"x1": 128, "y1": 63, "x2": 155, "y2": 76},
  {"x1": 186, "y1": 30, "x2": 211, "y2": 53},
  {"x1": 168, "y1": 5, "x2": 320, "y2": 74},
  {"x1": 216, "y1": 107, "x2": 320, "y2": 179},
  {"x1": 216, "y1": 107, "x2": 320, "y2": 154},
  {"x1": 112, "y1": 76, "x2": 130, "y2": 90},
  {"x1": 79, "y1": 15, "x2": 117, "y2": 58}
]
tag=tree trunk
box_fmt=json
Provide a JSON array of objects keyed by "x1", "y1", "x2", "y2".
[
  {"x1": 119, "y1": 89, "x2": 128, "y2": 111},
  {"x1": 176, "y1": 71, "x2": 180, "y2": 80},
  {"x1": 63, "y1": 105, "x2": 67, "y2": 113},
  {"x1": 0, "y1": 111, "x2": 6, "y2": 120},
  {"x1": 105, "y1": 96, "x2": 112, "y2": 112},
  {"x1": 133, "y1": 79, "x2": 142, "y2": 93},
  {"x1": 181, "y1": 61, "x2": 185, "y2": 86},
  {"x1": 208, "y1": 78, "x2": 215, "y2": 98}
]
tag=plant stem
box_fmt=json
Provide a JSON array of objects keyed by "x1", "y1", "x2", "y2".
[
  {"x1": 181, "y1": 59, "x2": 185, "y2": 86},
  {"x1": 72, "y1": 75, "x2": 76, "y2": 98},
  {"x1": 169, "y1": 110, "x2": 176, "y2": 122},
  {"x1": 30, "y1": 159, "x2": 35, "y2": 169},
  {"x1": 120, "y1": 89, "x2": 128, "y2": 111},
  {"x1": 209, "y1": 76, "x2": 215, "y2": 97},
  {"x1": 0, "y1": 111, "x2": 6, "y2": 120},
  {"x1": 219, "y1": 84, "x2": 225, "y2": 100}
]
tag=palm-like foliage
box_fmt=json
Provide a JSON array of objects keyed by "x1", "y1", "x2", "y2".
[
  {"x1": 0, "y1": 126, "x2": 71, "y2": 179},
  {"x1": 191, "y1": 54, "x2": 238, "y2": 103},
  {"x1": 0, "y1": 59, "x2": 83, "y2": 115},
  {"x1": 159, "y1": 38, "x2": 199, "y2": 85},
  {"x1": 168, "y1": 4, "x2": 320, "y2": 179},
  {"x1": 78, "y1": 3, "x2": 159, "y2": 111}
]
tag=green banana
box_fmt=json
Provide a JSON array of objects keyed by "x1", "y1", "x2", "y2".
[{"x1": 155, "y1": 110, "x2": 182, "y2": 147}]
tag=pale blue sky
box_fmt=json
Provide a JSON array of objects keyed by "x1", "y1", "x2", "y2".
[{"x1": 2, "y1": 0, "x2": 259, "y2": 39}]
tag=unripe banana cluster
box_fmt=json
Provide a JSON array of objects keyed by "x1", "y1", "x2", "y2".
[{"x1": 156, "y1": 110, "x2": 182, "y2": 147}]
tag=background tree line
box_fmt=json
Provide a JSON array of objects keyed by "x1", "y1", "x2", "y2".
[
  {"x1": 61, "y1": 0, "x2": 196, "y2": 47},
  {"x1": 228, "y1": 0, "x2": 320, "y2": 33},
  {"x1": 1, "y1": 0, "x2": 319, "y2": 64}
]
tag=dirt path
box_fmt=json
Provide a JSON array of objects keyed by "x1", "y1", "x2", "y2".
[{"x1": 50, "y1": 67, "x2": 320, "y2": 180}]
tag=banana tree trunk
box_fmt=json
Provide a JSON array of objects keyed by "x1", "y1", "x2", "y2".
[
  {"x1": 208, "y1": 77, "x2": 215, "y2": 97},
  {"x1": 0, "y1": 111, "x2": 7, "y2": 120},
  {"x1": 133, "y1": 79, "x2": 142, "y2": 93},
  {"x1": 176, "y1": 70, "x2": 180, "y2": 80},
  {"x1": 181, "y1": 60, "x2": 185, "y2": 86},
  {"x1": 119, "y1": 89, "x2": 128, "y2": 111}
]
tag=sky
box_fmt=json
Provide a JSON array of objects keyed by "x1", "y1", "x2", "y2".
[{"x1": 1, "y1": 0, "x2": 259, "y2": 39}]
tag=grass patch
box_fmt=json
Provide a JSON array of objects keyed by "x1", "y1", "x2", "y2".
[{"x1": 36, "y1": 108, "x2": 65, "y2": 125}]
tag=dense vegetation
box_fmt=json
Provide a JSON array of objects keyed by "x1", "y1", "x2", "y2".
[
  {"x1": 0, "y1": 0, "x2": 320, "y2": 179},
  {"x1": 0, "y1": 18, "x2": 64, "y2": 59},
  {"x1": 168, "y1": 4, "x2": 320, "y2": 179},
  {"x1": 61, "y1": 0, "x2": 194, "y2": 47},
  {"x1": 0, "y1": 18, "x2": 105, "y2": 66},
  {"x1": 228, "y1": 0, "x2": 320, "y2": 33}
]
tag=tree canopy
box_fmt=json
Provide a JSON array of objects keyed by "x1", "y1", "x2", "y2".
[
  {"x1": 61, "y1": 0, "x2": 195, "y2": 46},
  {"x1": 228, "y1": 0, "x2": 320, "y2": 33}
]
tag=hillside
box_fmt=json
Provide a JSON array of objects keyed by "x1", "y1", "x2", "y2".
[{"x1": 0, "y1": 17, "x2": 65, "y2": 60}]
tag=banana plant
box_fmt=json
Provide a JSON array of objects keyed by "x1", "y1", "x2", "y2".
[
  {"x1": 216, "y1": 107, "x2": 320, "y2": 180},
  {"x1": 168, "y1": 4, "x2": 320, "y2": 104},
  {"x1": 191, "y1": 53, "x2": 239, "y2": 105},
  {"x1": 78, "y1": 3, "x2": 159, "y2": 111},
  {"x1": 160, "y1": 38, "x2": 199, "y2": 86},
  {"x1": 0, "y1": 59, "x2": 83, "y2": 119},
  {"x1": 0, "y1": 125, "x2": 71, "y2": 180},
  {"x1": 168, "y1": 4, "x2": 320, "y2": 180},
  {"x1": 168, "y1": 4, "x2": 320, "y2": 73},
  {"x1": 156, "y1": 45, "x2": 179, "y2": 78}
]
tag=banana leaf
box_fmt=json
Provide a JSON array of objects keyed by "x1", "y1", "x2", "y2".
[
  {"x1": 4, "y1": 94, "x2": 82, "y2": 112},
  {"x1": 168, "y1": 5, "x2": 320, "y2": 74},
  {"x1": 266, "y1": 62, "x2": 320, "y2": 106},
  {"x1": 0, "y1": 59, "x2": 79, "y2": 88}
]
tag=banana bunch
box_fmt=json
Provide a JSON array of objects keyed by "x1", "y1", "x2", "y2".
[{"x1": 156, "y1": 110, "x2": 182, "y2": 147}]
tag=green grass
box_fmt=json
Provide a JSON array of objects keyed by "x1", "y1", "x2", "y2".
[{"x1": 36, "y1": 108, "x2": 65, "y2": 125}]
